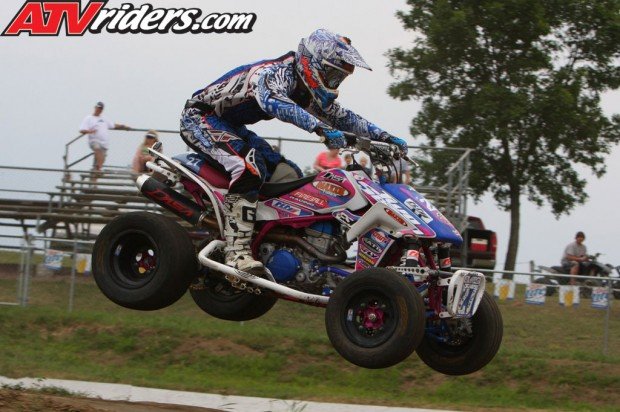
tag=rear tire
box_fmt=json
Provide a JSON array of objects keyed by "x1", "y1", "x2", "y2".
[
  {"x1": 416, "y1": 292, "x2": 503, "y2": 375},
  {"x1": 325, "y1": 268, "x2": 425, "y2": 369},
  {"x1": 92, "y1": 212, "x2": 197, "y2": 310},
  {"x1": 190, "y1": 272, "x2": 277, "y2": 321}
]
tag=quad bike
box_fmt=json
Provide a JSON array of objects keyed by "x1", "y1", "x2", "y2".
[
  {"x1": 92, "y1": 134, "x2": 503, "y2": 375},
  {"x1": 534, "y1": 253, "x2": 618, "y2": 299}
]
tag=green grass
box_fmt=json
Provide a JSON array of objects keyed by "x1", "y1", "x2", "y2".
[{"x1": 0, "y1": 274, "x2": 618, "y2": 411}]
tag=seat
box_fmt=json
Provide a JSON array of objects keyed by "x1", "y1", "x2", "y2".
[{"x1": 258, "y1": 175, "x2": 316, "y2": 198}]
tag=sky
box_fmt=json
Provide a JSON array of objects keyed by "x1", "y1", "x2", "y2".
[{"x1": 0, "y1": 0, "x2": 618, "y2": 275}]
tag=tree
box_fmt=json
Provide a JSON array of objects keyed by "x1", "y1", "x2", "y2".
[{"x1": 388, "y1": 0, "x2": 620, "y2": 272}]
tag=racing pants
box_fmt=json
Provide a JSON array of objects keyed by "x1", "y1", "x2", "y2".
[{"x1": 180, "y1": 107, "x2": 302, "y2": 195}]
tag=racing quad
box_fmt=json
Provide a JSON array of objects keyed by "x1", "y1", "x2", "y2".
[{"x1": 92, "y1": 134, "x2": 503, "y2": 375}]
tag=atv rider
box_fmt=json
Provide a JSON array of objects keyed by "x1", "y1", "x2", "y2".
[{"x1": 180, "y1": 28, "x2": 409, "y2": 272}]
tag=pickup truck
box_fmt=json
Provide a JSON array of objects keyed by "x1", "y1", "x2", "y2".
[{"x1": 450, "y1": 216, "x2": 497, "y2": 269}]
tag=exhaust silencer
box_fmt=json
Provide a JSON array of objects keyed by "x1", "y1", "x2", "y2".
[{"x1": 137, "y1": 175, "x2": 204, "y2": 226}]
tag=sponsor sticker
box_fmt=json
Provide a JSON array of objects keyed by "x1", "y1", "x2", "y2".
[
  {"x1": 403, "y1": 198, "x2": 433, "y2": 224},
  {"x1": 313, "y1": 181, "x2": 349, "y2": 197},
  {"x1": 288, "y1": 191, "x2": 327, "y2": 208},
  {"x1": 440, "y1": 257, "x2": 452, "y2": 268},
  {"x1": 333, "y1": 210, "x2": 358, "y2": 226},
  {"x1": 359, "y1": 245, "x2": 379, "y2": 260},
  {"x1": 385, "y1": 208, "x2": 407, "y2": 226},
  {"x1": 269, "y1": 199, "x2": 303, "y2": 216},
  {"x1": 406, "y1": 249, "x2": 419, "y2": 260},
  {"x1": 361, "y1": 238, "x2": 382, "y2": 254},
  {"x1": 370, "y1": 230, "x2": 388, "y2": 245},
  {"x1": 322, "y1": 171, "x2": 345, "y2": 183}
]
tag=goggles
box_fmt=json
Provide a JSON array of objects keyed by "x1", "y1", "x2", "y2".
[{"x1": 321, "y1": 59, "x2": 354, "y2": 89}]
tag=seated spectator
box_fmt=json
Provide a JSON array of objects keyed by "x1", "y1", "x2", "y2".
[
  {"x1": 343, "y1": 154, "x2": 353, "y2": 168},
  {"x1": 132, "y1": 130, "x2": 160, "y2": 173},
  {"x1": 359, "y1": 155, "x2": 372, "y2": 176},
  {"x1": 313, "y1": 148, "x2": 342, "y2": 172}
]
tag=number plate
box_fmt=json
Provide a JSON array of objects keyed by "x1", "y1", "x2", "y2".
[{"x1": 446, "y1": 270, "x2": 486, "y2": 318}]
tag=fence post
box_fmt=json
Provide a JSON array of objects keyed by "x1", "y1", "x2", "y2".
[
  {"x1": 21, "y1": 237, "x2": 33, "y2": 307},
  {"x1": 68, "y1": 239, "x2": 77, "y2": 312},
  {"x1": 603, "y1": 282, "x2": 611, "y2": 356}
]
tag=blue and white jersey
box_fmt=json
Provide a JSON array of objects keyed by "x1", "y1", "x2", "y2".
[{"x1": 191, "y1": 52, "x2": 387, "y2": 140}]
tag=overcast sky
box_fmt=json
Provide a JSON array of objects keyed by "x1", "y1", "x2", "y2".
[{"x1": 0, "y1": 0, "x2": 618, "y2": 274}]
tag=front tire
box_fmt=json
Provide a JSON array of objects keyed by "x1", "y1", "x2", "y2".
[
  {"x1": 416, "y1": 292, "x2": 503, "y2": 375},
  {"x1": 92, "y1": 212, "x2": 197, "y2": 310},
  {"x1": 325, "y1": 268, "x2": 425, "y2": 369}
]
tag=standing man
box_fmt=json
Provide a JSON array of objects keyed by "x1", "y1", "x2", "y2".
[
  {"x1": 79, "y1": 102, "x2": 130, "y2": 173},
  {"x1": 561, "y1": 231, "x2": 588, "y2": 284}
]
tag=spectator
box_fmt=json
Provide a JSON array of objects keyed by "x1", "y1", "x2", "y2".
[
  {"x1": 359, "y1": 155, "x2": 372, "y2": 176},
  {"x1": 79, "y1": 102, "x2": 130, "y2": 173},
  {"x1": 132, "y1": 130, "x2": 160, "y2": 173},
  {"x1": 561, "y1": 231, "x2": 588, "y2": 284},
  {"x1": 343, "y1": 153, "x2": 353, "y2": 168},
  {"x1": 392, "y1": 157, "x2": 411, "y2": 184},
  {"x1": 313, "y1": 148, "x2": 342, "y2": 172}
]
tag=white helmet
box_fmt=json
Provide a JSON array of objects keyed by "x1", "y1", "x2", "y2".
[{"x1": 295, "y1": 29, "x2": 371, "y2": 109}]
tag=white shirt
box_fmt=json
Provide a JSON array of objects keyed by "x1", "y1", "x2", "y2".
[{"x1": 79, "y1": 115, "x2": 114, "y2": 149}]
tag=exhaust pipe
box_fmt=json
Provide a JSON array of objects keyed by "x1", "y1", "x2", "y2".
[{"x1": 137, "y1": 175, "x2": 206, "y2": 226}]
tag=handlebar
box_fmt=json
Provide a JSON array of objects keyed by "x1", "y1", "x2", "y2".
[{"x1": 342, "y1": 132, "x2": 417, "y2": 167}]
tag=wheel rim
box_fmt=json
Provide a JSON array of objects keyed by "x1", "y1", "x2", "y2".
[
  {"x1": 342, "y1": 289, "x2": 398, "y2": 348},
  {"x1": 109, "y1": 230, "x2": 159, "y2": 288}
]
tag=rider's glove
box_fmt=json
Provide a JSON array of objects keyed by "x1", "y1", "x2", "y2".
[
  {"x1": 380, "y1": 132, "x2": 408, "y2": 155},
  {"x1": 315, "y1": 124, "x2": 346, "y2": 149}
]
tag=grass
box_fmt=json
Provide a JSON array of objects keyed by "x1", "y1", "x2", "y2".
[{"x1": 0, "y1": 270, "x2": 618, "y2": 411}]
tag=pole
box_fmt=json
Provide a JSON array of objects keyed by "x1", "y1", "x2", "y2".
[
  {"x1": 21, "y1": 237, "x2": 32, "y2": 307},
  {"x1": 603, "y1": 282, "x2": 611, "y2": 356},
  {"x1": 68, "y1": 239, "x2": 77, "y2": 312}
]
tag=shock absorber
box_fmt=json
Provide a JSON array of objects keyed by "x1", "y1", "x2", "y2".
[
  {"x1": 438, "y1": 243, "x2": 452, "y2": 271},
  {"x1": 402, "y1": 238, "x2": 420, "y2": 267}
]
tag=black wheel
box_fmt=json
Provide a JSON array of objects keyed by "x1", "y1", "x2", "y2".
[
  {"x1": 417, "y1": 292, "x2": 503, "y2": 375},
  {"x1": 189, "y1": 271, "x2": 277, "y2": 321},
  {"x1": 325, "y1": 268, "x2": 425, "y2": 369},
  {"x1": 580, "y1": 279, "x2": 602, "y2": 299},
  {"x1": 92, "y1": 212, "x2": 197, "y2": 310},
  {"x1": 533, "y1": 277, "x2": 556, "y2": 296},
  {"x1": 613, "y1": 283, "x2": 620, "y2": 300}
]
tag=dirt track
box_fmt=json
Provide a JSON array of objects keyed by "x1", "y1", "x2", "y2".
[{"x1": 0, "y1": 388, "x2": 223, "y2": 412}]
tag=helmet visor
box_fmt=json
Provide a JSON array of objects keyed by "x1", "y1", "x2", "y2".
[{"x1": 321, "y1": 60, "x2": 353, "y2": 89}]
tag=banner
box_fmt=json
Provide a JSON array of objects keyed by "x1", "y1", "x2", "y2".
[
  {"x1": 76, "y1": 253, "x2": 92, "y2": 274},
  {"x1": 525, "y1": 283, "x2": 547, "y2": 305},
  {"x1": 44, "y1": 249, "x2": 64, "y2": 271},
  {"x1": 494, "y1": 279, "x2": 515, "y2": 300},
  {"x1": 591, "y1": 287, "x2": 609, "y2": 309},
  {"x1": 559, "y1": 285, "x2": 580, "y2": 307}
]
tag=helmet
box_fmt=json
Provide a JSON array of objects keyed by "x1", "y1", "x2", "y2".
[{"x1": 295, "y1": 29, "x2": 371, "y2": 109}]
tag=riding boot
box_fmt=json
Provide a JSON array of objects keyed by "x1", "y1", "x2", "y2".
[{"x1": 223, "y1": 193, "x2": 264, "y2": 272}]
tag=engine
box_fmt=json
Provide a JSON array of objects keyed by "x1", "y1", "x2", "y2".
[{"x1": 258, "y1": 222, "x2": 347, "y2": 293}]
